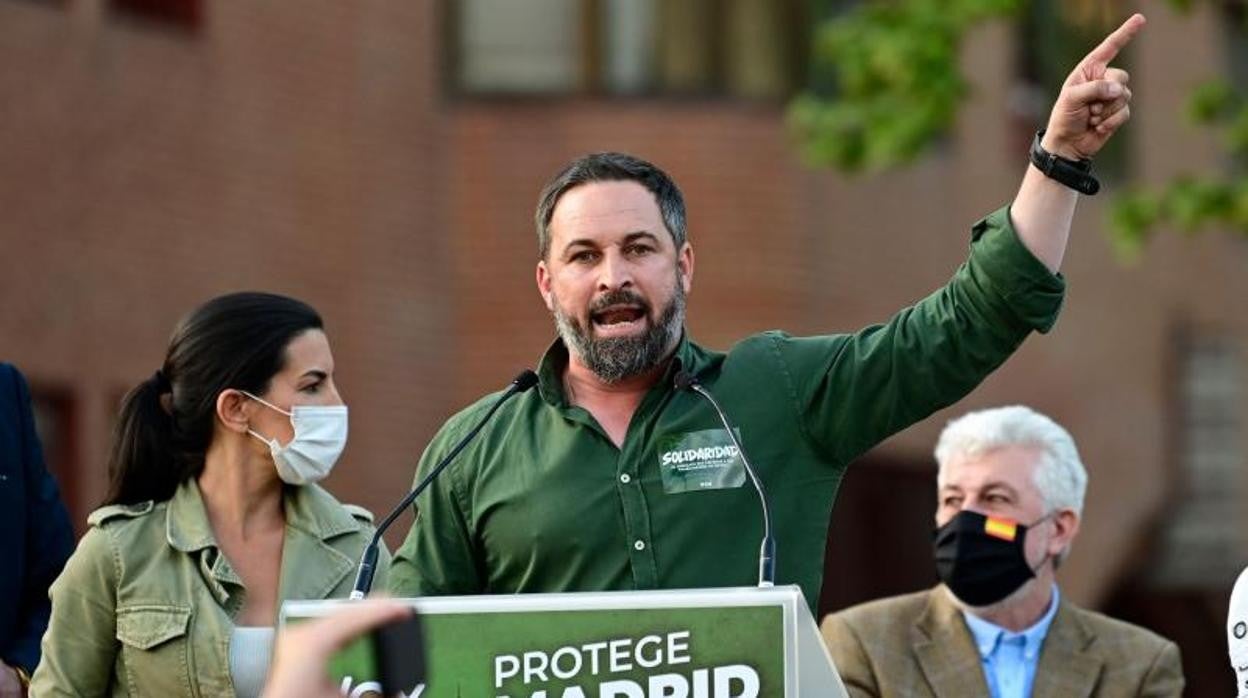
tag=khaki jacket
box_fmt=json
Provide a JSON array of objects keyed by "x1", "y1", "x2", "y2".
[
  {"x1": 31, "y1": 479, "x2": 389, "y2": 697},
  {"x1": 821, "y1": 586, "x2": 1184, "y2": 698}
]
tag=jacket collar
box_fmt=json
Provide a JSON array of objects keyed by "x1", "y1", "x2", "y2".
[
  {"x1": 166, "y1": 478, "x2": 364, "y2": 553},
  {"x1": 912, "y1": 586, "x2": 993, "y2": 698},
  {"x1": 166, "y1": 478, "x2": 363, "y2": 606},
  {"x1": 1030, "y1": 600, "x2": 1103, "y2": 698},
  {"x1": 165, "y1": 479, "x2": 216, "y2": 553},
  {"x1": 912, "y1": 586, "x2": 1103, "y2": 698}
]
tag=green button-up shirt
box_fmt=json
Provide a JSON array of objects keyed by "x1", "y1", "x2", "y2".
[{"x1": 390, "y1": 207, "x2": 1064, "y2": 610}]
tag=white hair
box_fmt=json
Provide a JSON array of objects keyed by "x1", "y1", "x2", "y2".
[{"x1": 934, "y1": 405, "x2": 1087, "y2": 517}]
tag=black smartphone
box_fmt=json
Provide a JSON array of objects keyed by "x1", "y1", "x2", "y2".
[{"x1": 371, "y1": 608, "x2": 426, "y2": 696}]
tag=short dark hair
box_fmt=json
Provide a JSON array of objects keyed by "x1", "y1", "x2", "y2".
[
  {"x1": 104, "y1": 292, "x2": 323, "y2": 505},
  {"x1": 534, "y1": 152, "x2": 687, "y2": 259}
]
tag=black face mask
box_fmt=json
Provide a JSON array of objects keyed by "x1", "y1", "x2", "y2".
[{"x1": 933, "y1": 510, "x2": 1049, "y2": 607}]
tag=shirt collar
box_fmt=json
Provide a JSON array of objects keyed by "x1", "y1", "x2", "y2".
[
  {"x1": 166, "y1": 478, "x2": 363, "y2": 552},
  {"x1": 962, "y1": 584, "x2": 1061, "y2": 661},
  {"x1": 165, "y1": 478, "x2": 216, "y2": 553},
  {"x1": 535, "y1": 331, "x2": 696, "y2": 407}
]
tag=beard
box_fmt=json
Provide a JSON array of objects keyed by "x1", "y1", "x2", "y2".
[{"x1": 552, "y1": 281, "x2": 686, "y2": 384}]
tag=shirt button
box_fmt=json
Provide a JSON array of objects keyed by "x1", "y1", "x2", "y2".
[
  {"x1": 634, "y1": 540, "x2": 646, "y2": 551},
  {"x1": 619, "y1": 473, "x2": 632, "y2": 484}
]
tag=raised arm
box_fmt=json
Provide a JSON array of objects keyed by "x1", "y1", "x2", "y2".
[{"x1": 1011, "y1": 13, "x2": 1145, "y2": 272}]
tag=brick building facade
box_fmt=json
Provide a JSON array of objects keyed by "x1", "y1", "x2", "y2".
[{"x1": 2, "y1": 0, "x2": 1245, "y2": 691}]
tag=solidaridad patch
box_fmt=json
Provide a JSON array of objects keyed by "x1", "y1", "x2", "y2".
[{"x1": 655, "y1": 428, "x2": 747, "y2": 494}]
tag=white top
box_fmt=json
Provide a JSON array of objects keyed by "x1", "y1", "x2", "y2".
[{"x1": 229, "y1": 626, "x2": 276, "y2": 698}]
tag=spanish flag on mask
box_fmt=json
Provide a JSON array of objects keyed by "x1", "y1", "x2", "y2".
[{"x1": 984, "y1": 516, "x2": 1018, "y2": 542}]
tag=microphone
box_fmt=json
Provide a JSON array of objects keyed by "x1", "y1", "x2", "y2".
[
  {"x1": 349, "y1": 369, "x2": 539, "y2": 599},
  {"x1": 673, "y1": 370, "x2": 775, "y2": 587},
  {"x1": 1230, "y1": 565, "x2": 1248, "y2": 697}
]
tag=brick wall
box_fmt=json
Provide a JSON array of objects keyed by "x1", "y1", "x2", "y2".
[{"x1": 2, "y1": 0, "x2": 1245, "y2": 611}]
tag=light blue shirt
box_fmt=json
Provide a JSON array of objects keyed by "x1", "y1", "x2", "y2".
[{"x1": 961, "y1": 585, "x2": 1060, "y2": 698}]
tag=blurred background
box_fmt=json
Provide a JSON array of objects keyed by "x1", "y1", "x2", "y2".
[{"x1": 1, "y1": 0, "x2": 1244, "y2": 692}]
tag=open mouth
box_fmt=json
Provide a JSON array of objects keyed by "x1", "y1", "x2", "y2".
[{"x1": 590, "y1": 304, "x2": 647, "y2": 335}]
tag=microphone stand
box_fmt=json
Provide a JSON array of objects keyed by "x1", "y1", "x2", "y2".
[
  {"x1": 675, "y1": 371, "x2": 775, "y2": 587},
  {"x1": 349, "y1": 370, "x2": 538, "y2": 599}
]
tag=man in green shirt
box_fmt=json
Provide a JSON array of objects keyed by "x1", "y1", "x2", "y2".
[{"x1": 391, "y1": 16, "x2": 1143, "y2": 610}]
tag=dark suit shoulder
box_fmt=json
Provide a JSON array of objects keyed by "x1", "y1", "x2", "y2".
[{"x1": 0, "y1": 362, "x2": 26, "y2": 412}]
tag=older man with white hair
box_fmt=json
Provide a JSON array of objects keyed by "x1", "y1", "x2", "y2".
[{"x1": 821, "y1": 406, "x2": 1184, "y2": 698}]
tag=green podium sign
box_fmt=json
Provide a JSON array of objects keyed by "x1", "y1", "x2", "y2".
[{"x1": 281, "y1": 586, "x2": 846, "y2": 697}]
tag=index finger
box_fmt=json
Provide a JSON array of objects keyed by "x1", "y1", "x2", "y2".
[{"x1": 1083, "y1": 13, "x2": 1146, "y2": 68}]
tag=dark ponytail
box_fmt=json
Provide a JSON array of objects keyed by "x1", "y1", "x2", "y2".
[
  {"x1": 103, "y1": 292, "x2": 323, "y2": 506},
  {"x1": 104, "y1": 373, "x2": 177, "y2": 505}
]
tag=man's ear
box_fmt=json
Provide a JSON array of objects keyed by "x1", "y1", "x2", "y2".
[
  {"x1": 216, "y1": 390, "x2": 252, "y2": 434},
  {"x1": 1049, "y1": 509, "x2": 1080, "y2": 558},
  {"x1": 677, "y1": 242, "x2": 694, "y2": 294},
  {"x1": 536, "y1": 260, "x2": 554, "y2": 311}
]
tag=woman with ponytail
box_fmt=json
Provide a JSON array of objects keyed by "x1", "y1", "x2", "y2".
[{"x1": 32, "y1": 292, "x2": 389, "y2": 698}]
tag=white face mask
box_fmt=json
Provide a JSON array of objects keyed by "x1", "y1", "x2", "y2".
[{"x1": 241, "y1": 391, "x2": 348, "y2": 485}]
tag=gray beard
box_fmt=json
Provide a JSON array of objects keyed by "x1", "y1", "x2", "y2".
[{"x1": 553, "y1": 286, "x2": 685, "y2": 384}]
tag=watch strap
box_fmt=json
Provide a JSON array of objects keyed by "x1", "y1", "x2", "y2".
[{"x1": 1029, "y1": 130, "x2": 1100, "y2": 195}]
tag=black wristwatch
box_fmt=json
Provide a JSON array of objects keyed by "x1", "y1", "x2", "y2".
[{"x1": 1029, "y1": 130, "x2": 1099, "y2": 195}]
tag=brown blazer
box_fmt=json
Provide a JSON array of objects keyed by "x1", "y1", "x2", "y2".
[{"x1": 821, "y1": 586, "x2": 1184, "y2": 698}]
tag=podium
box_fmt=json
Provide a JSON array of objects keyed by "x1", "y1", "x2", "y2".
[{"x1": 281, "y1": 585, "x2": 847, "y2": 697}]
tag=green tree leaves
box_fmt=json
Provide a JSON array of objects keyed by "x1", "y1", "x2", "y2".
[
  {"x1": 789, "y1": 0, "x2": 1021, "y2": 172},
  {"x1": 790, "y1": 0, "x2": 1248, "y2": 256}
]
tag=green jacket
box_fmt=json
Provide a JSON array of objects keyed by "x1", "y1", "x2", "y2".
[{"x1": 31, "y1": 479, "x2": 388, "y2": 697}]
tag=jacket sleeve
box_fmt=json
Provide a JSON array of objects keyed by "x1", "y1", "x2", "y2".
[
  {"x1": 29, "y1": 526, "x2": 119, "y2": 697},
  {"x1": 1138, "y1": 640, "x2": 1184, "y2": 698},
  {"x1": 821, "y1": 612, "x2": 881, "y2": 698},
  {"x1": 6, "y1": 366, "x2": 74, "y2": 675},
  {"x1": 771, "y1": 207, "x2": 1066, "y2": 464}
]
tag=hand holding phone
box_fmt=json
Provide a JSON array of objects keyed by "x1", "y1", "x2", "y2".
[
  {"x1": 372, "y1": 605, "x2": 426, "y2": 696},
  {"x1": 263, "y1": 599, "x2": 419, "y2": 698}
]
